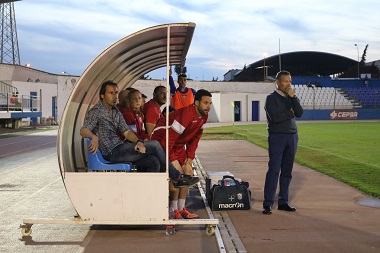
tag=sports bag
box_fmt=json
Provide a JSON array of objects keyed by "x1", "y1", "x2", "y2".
[{"x1": 208, "y1": 175, "x2": 251, "y2": 211}]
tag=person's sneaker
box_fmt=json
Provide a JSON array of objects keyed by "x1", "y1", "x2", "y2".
[
  {"x1": 173, "y1": 209, "x2": 183, "y2": 219},
  {"x1": 172, "y1": 174, "x2": 199, "y2": 188},
  {"x1": 180, "y1": 207, "x2": 199, "y2": 219}
]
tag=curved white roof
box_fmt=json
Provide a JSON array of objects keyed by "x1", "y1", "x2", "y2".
[{"x1": 57, "y1": 22, "x2": 196, "y2": 175}]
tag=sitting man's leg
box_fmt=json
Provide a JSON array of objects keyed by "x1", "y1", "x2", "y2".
[
  {"x1": 134, "y1": 155, "x2": 160, "y2": 172},
  {"x1": 108, "y1": 141, "x2": 142, "y2": 163},
  {"x1": 107, "y1": 142, "x2": 160, "y2": 172},
  {"x1": 109, "y1": 140, "x2": 198, "y2": 187}
]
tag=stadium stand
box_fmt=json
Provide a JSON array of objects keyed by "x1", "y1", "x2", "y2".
[
  {"x1": 342, "y1": 87, "x2": 380, "y2": 108},
  {"x1": 294, "y1": 85, "x2": 354, "y2": 110}
]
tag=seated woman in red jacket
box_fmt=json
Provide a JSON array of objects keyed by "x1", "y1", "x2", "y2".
[{"x1": 121, "y1": 89, "x2": 149, "y2": 141}]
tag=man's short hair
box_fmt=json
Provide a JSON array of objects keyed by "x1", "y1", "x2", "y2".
[
  {"x1": 118, "y1": 89, "x2": 130, "y2": 108},
  {"x1": 99, "y1": 80, "x2": 117, "y2": 100},
  {"x1": 276, "y1": 70, "x2": 291, "y2": 81},
  {"x1": 153, "y1": 85, "x2": 166, "y2": 94},
  {"x1": 194, "y1": 89, "x2": 212, "y2": 103}
]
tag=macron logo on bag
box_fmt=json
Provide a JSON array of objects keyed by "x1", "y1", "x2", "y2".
[{"x1": 219, "y1": 202, "x2": 245, "y2": 209}]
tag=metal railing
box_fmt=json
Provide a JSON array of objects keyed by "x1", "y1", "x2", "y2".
[
  {"x1": 0, "y1": 81, "x2": 18, "y2": 94},
  {"x1": 0, "y1": 92, "x2": 40, "y2": 112}
]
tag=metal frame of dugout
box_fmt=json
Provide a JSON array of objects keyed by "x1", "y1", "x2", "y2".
[{"x1": 20, "y1": 22, "x2": 219, "y2": 237}]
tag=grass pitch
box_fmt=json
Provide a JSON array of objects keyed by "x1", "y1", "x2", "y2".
[{"x1": 203, "y1": 121, "x2": 380, "y2": 198}]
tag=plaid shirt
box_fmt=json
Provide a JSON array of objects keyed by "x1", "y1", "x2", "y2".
[{"x1": 82, "y1": 100, "x2": 130, "y2": 156}]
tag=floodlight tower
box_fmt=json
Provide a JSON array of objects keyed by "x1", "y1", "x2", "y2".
[{"x1": 0, "y1": 0, "x2": 21, "y2": 65}]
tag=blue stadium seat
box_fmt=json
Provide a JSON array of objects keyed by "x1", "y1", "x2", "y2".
[
  {"x1": 344, "y1": 87, "x2": 380, "y2": 108},
  {"x1": 86, "y1": 138, "x2": 132, "y2": 172}
]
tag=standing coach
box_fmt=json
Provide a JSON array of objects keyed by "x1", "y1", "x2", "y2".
[{"x1": 262, "y1": 70, "x2": 304, "y2": 215}]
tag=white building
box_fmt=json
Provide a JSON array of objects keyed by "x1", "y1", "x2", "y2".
[
  {"x1": 1, "y1": 63, "x2": 274, "y2": 127},
  {"x1": 0, "y1": 64, "x2": 79, "y2": 127}
]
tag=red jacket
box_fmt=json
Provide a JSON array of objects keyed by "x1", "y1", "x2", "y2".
[
  {"x1": 143, "y1": 99, "x2": 164, "y2": 125},
  {"x1": 121, "y1": 108, "x2": 149, "y2": 140},
  {"x1": 151, "y1": 105, "x2": 207, "y2": 160}
]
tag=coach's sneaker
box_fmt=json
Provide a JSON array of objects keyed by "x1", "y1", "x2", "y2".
[
  {"x1": 172, "y1": 174, "x2": 199, "y2": 188},
  {"x1": 173, "y1": 209, "x2": 183, "y2": 219},
  {"x1": 180, "y1": 207, "x2": 199, "y2": 219}
]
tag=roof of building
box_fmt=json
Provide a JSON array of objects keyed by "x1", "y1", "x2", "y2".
[{"x1": 234, "y1": 51, "x2": 357, "y2": 81}]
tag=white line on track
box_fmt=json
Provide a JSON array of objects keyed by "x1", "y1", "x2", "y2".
[
  {"x1": 0, "y1": 141, "x2": 56, "y2": 158},
  {"x1": 0, "y1": 136, "x2": 46, "y2": 146},
  {"x1": 0, "y1": 152, "x2": 57, "y2": 172}
]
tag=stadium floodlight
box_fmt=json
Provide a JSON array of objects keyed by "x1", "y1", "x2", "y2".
[
  {"x1": 263, "y1": 52, "x2": 268, "y2": 80},
  {"x1": 354, "y1": 44, "x2": 359, "y2": 78},
  {"x1": 0, "y1": 0, "x2": 22, "y2": 64}
]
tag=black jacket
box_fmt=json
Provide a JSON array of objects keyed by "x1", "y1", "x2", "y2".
[{"x1": 264, "y1": 91, "x2": 303, "y2": 134}]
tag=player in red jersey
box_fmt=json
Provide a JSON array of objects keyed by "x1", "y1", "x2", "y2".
[
  {"x1": 151, "y1": 89, "x2": 212, "y2": 219},
  {"x1": 143, "y1": 85, "x2": 167, "y2": 137}
]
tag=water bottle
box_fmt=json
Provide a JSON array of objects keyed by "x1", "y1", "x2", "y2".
[
  {"x1": 168, "y1": 205, "x2": 174, "y2": 219},
  {"x1": 165, "y1": 205, "x2": 176, "y2": 236}
]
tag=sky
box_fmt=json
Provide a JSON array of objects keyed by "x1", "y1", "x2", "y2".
[{"x1": 12, "y1": 0, "x2": 380, "y2": 81}]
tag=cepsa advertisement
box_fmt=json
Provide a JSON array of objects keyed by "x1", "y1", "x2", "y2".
[{"x1": 330, "y1": 110, "x2": 358, "y2": 120}]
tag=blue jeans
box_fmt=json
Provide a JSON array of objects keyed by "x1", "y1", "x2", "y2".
[
  {"x1": 263, "y1": 133, "x2": 298, "y2": 207},
  {"x1": 107, "y1": 140, "x2": 180, "y2": 180}
]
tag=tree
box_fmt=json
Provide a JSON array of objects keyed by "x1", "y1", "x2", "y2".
[
  {"x1": 360, "y1": 44, "x2": 379, "y2": 76},
  {"x1": 361, "y1": 44, "x2": 368, "y2": 63},
  {"x1": 360, "y1": 44, "x2": 369, "y2": 74},
  {"x1": 339, "y1": 44, "x2": 378, "y2": 78}
]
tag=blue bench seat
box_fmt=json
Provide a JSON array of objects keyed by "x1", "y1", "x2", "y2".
[{"x1": 86, "y1": 138, "x2": 132, "y2": 172}]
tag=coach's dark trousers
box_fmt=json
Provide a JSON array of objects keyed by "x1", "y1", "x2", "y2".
[{"x1": 263, "y1": 133, "x2": 298, "y2": 207}]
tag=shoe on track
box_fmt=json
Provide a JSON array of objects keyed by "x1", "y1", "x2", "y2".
[
  {"x1": 180, "y1": 207, "x2": 199, "y2": 219},
  {"x1": 173, "y1": 209, "x2": 183, "y2": 219},
  {"x1": 172, "y1": 174, "x2": 199, "y2": 188}
]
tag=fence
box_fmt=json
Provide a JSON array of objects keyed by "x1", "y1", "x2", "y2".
[{"x1": 0, "y1": 92, "x2": 40, "y2": 112}]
